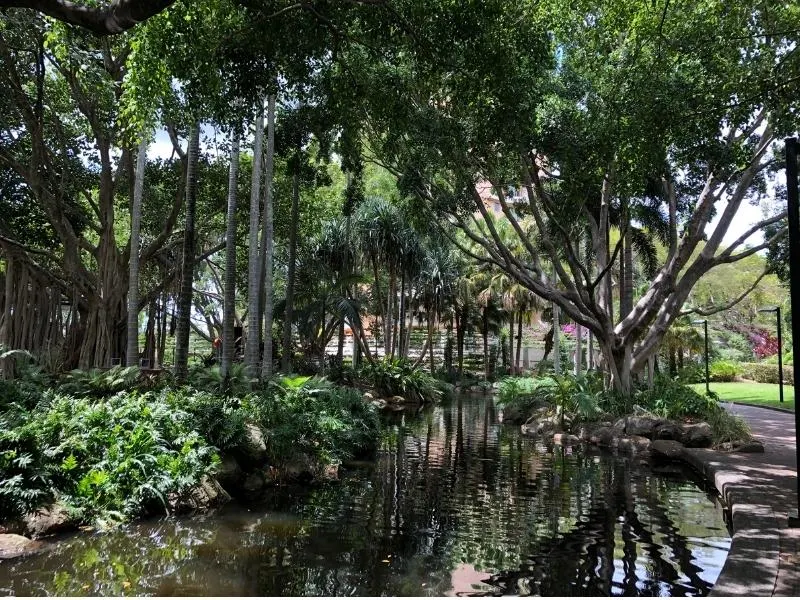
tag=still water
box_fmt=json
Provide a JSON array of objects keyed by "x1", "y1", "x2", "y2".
[{"x1": 0, "y1": 395, "x2": 730, "y2": 596}]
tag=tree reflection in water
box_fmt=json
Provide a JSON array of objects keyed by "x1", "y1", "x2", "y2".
[{"x1": 0, "y1": 395, "x2": 729, "y2": 596}]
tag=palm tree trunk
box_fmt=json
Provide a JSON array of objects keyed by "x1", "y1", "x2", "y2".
[
  {"x1": 126, "y1": 137, "x2": 147, "y2": 367},
  {"x1": 482, "y1": 306, "x2": 489, "y2": 379},
  {"x1": 221, "y1": 130, "x2": 240, "y2": 380},
  {"x1": 143, "y1": 300, "x2": 156, "y2": 367},
  {"x1": 174, "y1": 124, "x2": 200, "y2": 382},
  {"x1": 574, "y1": 323, "x2": 583, "y2": 375},
  {"x1": 245, "y1": 103, "x2": 265, "y2": 377},
  {"x1": 553, "y1": 304, "x2": 560, "y2": 375},
  {"x1": 260, "y1": 95, "x2": 276, "y2": 378},
  {"x1": 386, "y1": 270, "x2": 395, "y2": 359},
  {"x1": 281, "y1": 155, "x2": 300, "y2": 373},
  {"x1": 456, "y1": 309, "x2": 464, "y2": 378},
  {"x1": 508, "y1": 311, "x2": 515, "y2": 375},
  {"x1": 398, "y1": 271, "x2": 406, "y2": 358},
  {"x1": 427, "y1": 305, "x2": 435, "y2": 374},
  {"x1": 157, "y1": 293, "x2": 167, "y2": 366},
  {"x1": 515, "y1": 310, "x2": 523, "y2": 372}
]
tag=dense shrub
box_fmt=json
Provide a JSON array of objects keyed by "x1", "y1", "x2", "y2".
[
  {"x1": 738, "y1": 362, "x2": 794, "y2": 384},
  {"x1": 59, "y1": 366, "x2": 143, "y2": 397},
  {"x1": 636, "y1": 378, "x2": 716, "y2": 419},
  {"x1": 635, "y1": 378, "x2": 751, "y2": 444},
  {"x1": 674, "y1": 363, "x2": 704, "y2": 384},
  {"x1": 255, "y1": 376, "x2": 380, "y2": 464},
  {"x1": 709, "y1": 360, "x2": 738, "y2": 382},
  {"x1": 0, "y1": 390, "x2": 218, "y2": 524},
  {"x1": 359, "y1": 359, "x2": 441, "y2": 403},
  {"x1": 497, "y1": 371, "x2": 605, "y2": 419}
]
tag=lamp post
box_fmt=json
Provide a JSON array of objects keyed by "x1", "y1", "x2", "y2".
[
  {"x1": 758, "y1": 306, "x2": 784, "y2": 404},
  {"x1": 692, "y1": 319, "x2": 710, "y2": 395}
]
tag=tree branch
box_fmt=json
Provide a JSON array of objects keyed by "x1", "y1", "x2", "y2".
[
  {"x1": 0, "y1": 0, "x2": 177, "y2": 36},
  {"x1": 680, "y1": 269, "x2": 771, "y2": 318}
]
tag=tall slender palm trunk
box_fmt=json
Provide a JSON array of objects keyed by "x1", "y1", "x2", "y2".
[
  {"x1": 126, "y1": 137, "x2": 147, "y2": 367},
  {"x1": 508, "y1": 311, "x2": 515, "y2": 375},
  {"x1": 281, "y1": 160, "x2": 300, "y2": 373},
  {"x1": 245, "y1": 105, "x2": 265, "y2": 377},
  {"x1": 174, "y1": 125, "x2": 200, "y2": 382},
  {"x1": 260, "y1": 95, "x2": 276, "y2": 378},
  {"x1": 221, "y1": 131, "x2": 240, "y2": 380},
  {"x1": 515, "y1": 311, "x2": 523, "y2": 372}
]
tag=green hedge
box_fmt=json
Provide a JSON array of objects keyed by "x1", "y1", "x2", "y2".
[
  {"x1": 738, "y1": 362, "x2": 794, "y2": 385},
  {"x1": 709, "y1": 360, "x2": 737, "y2": 382}
]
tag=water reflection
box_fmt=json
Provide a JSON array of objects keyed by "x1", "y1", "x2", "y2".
[{"x1": 0, "y1": 395, "x2": 729, "y2": 596}]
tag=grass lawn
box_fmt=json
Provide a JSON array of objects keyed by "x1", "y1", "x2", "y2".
[{"x1": 689, "y1": 382, "x2": 795, "y2": 412}]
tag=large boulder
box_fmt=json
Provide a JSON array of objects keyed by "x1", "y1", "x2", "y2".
[
  {"x1": 625, "y1": 416, "x2": 663, "y2": 437},
  {"x1": 242, "y1": 424, "x2": 268, "y2": 464},
  {"x1": 735, "y1": 440, "x2": 765, "y2": 453},
  {"x1": 553, "y1": 433, "x2": 581, "y2": 446},
  {"x1": 499, "y1": 404, "x2": 528, "y2": 425},
  {"x1": 650, "y1": 440, "x2": 685, "y2": 460},
  {"x1": 679, "y1": 422, "x2": 713, "y2": 448},
  {"x1": 617, "y1": 435, "x2": 651, "y2": 454},
  {"x1": 170, "y1": 476, "x2": 231, "y2": 514},
  {"x1": 589, "y1": 426, "x2": 617, "y2": 448},
  {"x1": 214, "y1": 455, "x2": 244, "y2": 489},
  {"x1": 23, "y1": 503, "x2": 75, "y2": 539},
  {"x1": 653, "y1": 421, "x2": 683, "y2": 441},
  {"x1": 0, "y1": 534, "x2": 47, "y2": 559},
  {"x1": 521, "y1": 415, "x2": 562, "y2": 438}
]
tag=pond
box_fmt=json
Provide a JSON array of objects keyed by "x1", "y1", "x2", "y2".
[{"x1": 0, "y1": 395, "x2": 730, "y2": 596}]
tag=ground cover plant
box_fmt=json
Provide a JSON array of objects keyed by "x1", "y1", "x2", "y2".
[
  {"x1": 0, "y1": 369, "x2": 381, "y2": 529},
  {"x1": 497, "y1": 371, "x2": 751, "y2": 446}
]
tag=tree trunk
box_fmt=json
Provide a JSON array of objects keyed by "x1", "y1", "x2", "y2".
[
  {"x1": 260, "y1": 95, "x2": 276, "y2": 379},
  {"x1": 623, "y1": 228, "x2": 634, "y2": 321},
  {"x1": 552, "y1": 303, "x2": 560, "y2": 375},
  {"x1": 427, "y1": 305, "x2": 435, "y2": 375},
  {"x1": 157, "y1": 293, "x2": 167, "y2": 366},
  {"x1": 456, "y1": 309, "x2": 465, "y2": 378},
  {"x1": 143, "y1": 300, "x2": 156, "y2": 367},
  {"x1": 281, "y1": 157, "x2": 300, "y2": 373},
  {"x1": 515, "y1": 310, "x2": 523, "y2": 372},
  {"x1": 245, "y1": 103, "x2": 265, "y2": 377},
  {"x1": 126, "y1": 138, "x2": 147, "y2": 367},
  {"x1": 508, "y1": 310, "x2": 515, "y2": 375},
  {"x1": 574, "y1": 323, "x2": 583, "y2": 375},
  {"x1": 221, "y1": 130, "x2": 240, "y2": 381},
  {"x1": 482, "y1": 306, "x2": 489, "y2": 379},
  {"x1": 174, "y1": 124, "x2": 200, "y2": 382},
  {"x1": 385, "y1": 270, "x2": 395, "y2": 359},
  {"x1": 398, "y1": 271, "x2": 406, "y2": 358}
]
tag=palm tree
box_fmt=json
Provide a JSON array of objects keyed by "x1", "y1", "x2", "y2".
[
  {"x1": 417, "y1": 242, "x2": 458, "y2": 374},
  {"x1": 260, "y1": 94, "x2": 276, "y2": 379},
  {"x1": 126, "y1": 137, "x2": 148, "y2": 367},
  {"x1": 245, "y1": 103, "x2": 265, "y2": 377},
  {"x1": 174, "y1": 124, "x2": 200, "y2": 382},
  {"x1": 221, "y1": 130, "x2": 240, "y2": 381},
  {"x1": 662, "y1": 317, "x2": 704, "y2": 375}
]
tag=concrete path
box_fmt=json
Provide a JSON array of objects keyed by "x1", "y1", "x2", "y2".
[{"x1": 682, "y1": 404, "x2": 800, "y2": 596}]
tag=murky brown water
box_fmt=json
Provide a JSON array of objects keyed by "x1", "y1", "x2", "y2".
[{"x1": 0, "y1": 395, "x2": 729, "y2": 596}]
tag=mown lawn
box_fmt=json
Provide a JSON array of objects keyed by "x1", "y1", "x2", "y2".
[{"x1": 689, "y1": 382, "x2": 795, "y2": 412}]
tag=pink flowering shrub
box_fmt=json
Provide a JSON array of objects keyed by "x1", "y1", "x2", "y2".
[{"x1": 561, "y1": 323, "x2": 576, "y2": 337}]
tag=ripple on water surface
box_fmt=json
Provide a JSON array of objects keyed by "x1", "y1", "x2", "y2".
[{"x1": 0, "y1": 395, "x2": 730, "y2": 596}]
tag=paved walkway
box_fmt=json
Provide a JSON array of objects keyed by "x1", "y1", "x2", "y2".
[{"x1": 682, "y1": 404, "x2": 800, "y2": 596}]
